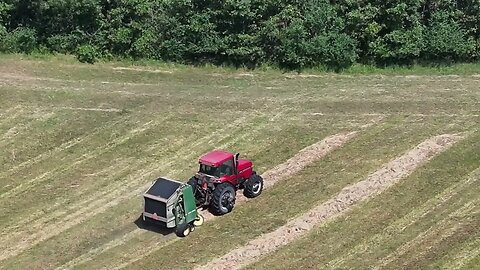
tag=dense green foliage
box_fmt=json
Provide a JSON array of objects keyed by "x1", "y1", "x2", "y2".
[{"x1": 0, "y1": 0, "x2": 478, "y2": 69}]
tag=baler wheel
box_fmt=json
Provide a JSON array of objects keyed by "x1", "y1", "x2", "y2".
[
  {"x1": 193, "y1": 214, "x2": 204, "y2": 226},
  {"x1": 176, "y1": 223, "x2": 191, "y2": 237}
]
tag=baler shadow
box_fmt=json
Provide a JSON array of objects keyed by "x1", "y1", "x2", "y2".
[{"x1": 134, "y1": 215, "x2": 174, "y2": 236}]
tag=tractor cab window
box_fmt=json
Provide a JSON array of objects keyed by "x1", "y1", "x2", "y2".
[
  {"x1": 219, "y1": 159, "x2": 234, "y2": 176},
  {"x1": 199, "y1": 164, "x2": 220, "y2": 177},
  {"x1": 199, "y1": 159, "x2": 234, "y2": 177}
]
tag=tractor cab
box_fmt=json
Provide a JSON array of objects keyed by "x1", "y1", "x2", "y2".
[{"x1": 196, "y1": 150, "x2": 252, "y2": 185}]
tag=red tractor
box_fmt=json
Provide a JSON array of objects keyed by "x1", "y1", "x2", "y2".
[{"x1": 187, "y1": 150, "x2": 263, "y2": 215}]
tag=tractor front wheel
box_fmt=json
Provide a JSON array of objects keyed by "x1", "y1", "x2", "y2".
[
  {"x1": 211, "y1": 183, "x2": 236, "y2": 215},
  {"x1": 243, "y1": 174, "x2": 264, "y2": 198}
]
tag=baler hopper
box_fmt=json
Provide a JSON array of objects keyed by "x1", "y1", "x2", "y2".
[{"x1": 142, "y1": 177, "x2": 204, "y2": 237}]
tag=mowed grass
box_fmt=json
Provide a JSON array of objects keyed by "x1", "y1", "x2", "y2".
[
  {"x1": 247, "y1": 132, "x2": 480, "y2": 270},
  {"x1": 0, "y1": 56, "x2": 478, "y2": 270}
]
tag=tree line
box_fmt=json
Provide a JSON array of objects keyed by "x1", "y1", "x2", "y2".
[{"x1": 0, "y1": 0, "x2": 478, "y2": 70}]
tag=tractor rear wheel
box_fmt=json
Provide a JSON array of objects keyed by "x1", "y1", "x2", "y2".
[
  {"x1": 243, "y1": 174, "x2": 263, "y2": 198},
  {"x1": 210, "y1": 183, "x2": 236, "y2": 215}
]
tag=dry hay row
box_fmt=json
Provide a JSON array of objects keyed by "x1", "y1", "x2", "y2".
[
  {"x1": 0, "y1": 105, "x2": 25, "y2": 127},
  {"x1": 0, "y1": 105, "x2": 21, "y2": 118},
  {"x1": 196, "y1": 133, "x2": 464, "y2": 270},
  {"x1": 324, "y1": 167, "x2": 480, "y2": 269},
  {"x1": 0, "y1": 72, "x2": 158, "y2": 87},
  {"x1": 304, "y1": 112, "x2": 480, "y2": 118},
  {"x1": 56, "y1": 106, "x2": 122, "y2": 112},
  {"x1": 102, "y1": 131, "x2": 359, "y2": 270},
  {"x1": 0, "y1": 114, "x2": 260, "y2": 262}
]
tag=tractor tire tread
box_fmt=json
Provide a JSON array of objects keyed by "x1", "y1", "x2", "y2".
[
  {"x1": 243, "y1": 173, "x2": 264, "y2": 198},
  {"x1": 210, "y1": 183, "x2": 236, "y2": 215}
]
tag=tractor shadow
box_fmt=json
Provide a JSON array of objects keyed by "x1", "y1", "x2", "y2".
[{"x1": 134, "y1": 215, "x2": 174, "y2": 236}]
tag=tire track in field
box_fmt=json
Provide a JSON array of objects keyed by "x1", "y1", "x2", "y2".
[
  {"x1": 441, "y1": 236, "x2": 480, "y2": 270},
  {"x1": 0, "y1": 115, "x2": 255, "y2": 262},
  {"x1": 0, "y1": 116, "x2": 174, "y2": 242},
  {"x1": 103, "y1": 131, "x2": 359, "y2": 270},
  {"x1": 0, "y1": 115, "x2": 132, "y2": 180},
  {"x1": 0, "y1": 117, "x2": 166, "y2": 200},
  {"x1": 1, "y1": 114, "x2": 253, "y2": 238},
  {"x1": 324, "y1": 167, "x2": 480, "y2": 269},
  {"x1": 196, "y1": 133, "x2": 463, "y2": 270},
  {"x1": 0, "y1": 111, "x2": 56, "y2": 146},
  {"x1": 0, "y1": 159, "x2": 138, "y2": 238},
  {"x1": 373, "y1": 197, "x2": 480, "y2": 270},
  {"x1": 55, "y1": 112, "x2": 290, "y2": 270}
]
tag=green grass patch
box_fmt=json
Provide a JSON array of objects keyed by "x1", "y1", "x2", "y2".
[{"x1": 248, "y1": 131, "x2": 480, "y2": 270}]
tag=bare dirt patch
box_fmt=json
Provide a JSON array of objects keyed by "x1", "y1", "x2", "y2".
[
  {"x1": 58, "y1": 107, "x2": 122, "y2": 113},
  {"x1": 196, "y1": 134, "x2": 463, "y2": 270},
  {"x1": 112, "y1": 67, "x2": 174, "y2": 74}
]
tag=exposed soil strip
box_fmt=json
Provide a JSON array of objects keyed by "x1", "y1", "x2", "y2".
[
  {"x1": 196, "y1": 134, "x2": 463, "y2": 270},
  {"x1": 100, "y1": 131, "x2": 358, "y2": 270},
  {"x1": 112, "y1": 67, "x2": 174, "y2": 74},
  {"x1": 57, "y1": 107, "x2": 122, "y2": 112},
  {"x1": 305, "y1": 112, "x2": 480, "y2": 118}
]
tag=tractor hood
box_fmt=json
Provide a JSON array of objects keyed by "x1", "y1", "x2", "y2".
[{"x1": 237, "y1": 159, "x2": 252, "y2": 173}]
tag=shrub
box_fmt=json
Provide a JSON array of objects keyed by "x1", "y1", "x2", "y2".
[
  {"x1": 425, "y1": 11, "x2": 475, "y2": 61},
  {"x1": 75, "y1": 44, "x2": 99, "y2": 64},
  {"x1": 10, "y1": 27, "x2": 37, "y2": 53}
]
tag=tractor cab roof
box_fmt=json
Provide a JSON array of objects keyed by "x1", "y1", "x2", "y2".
[{"x1": 199, "y1": 150, "x2": 234, "y2": 167}]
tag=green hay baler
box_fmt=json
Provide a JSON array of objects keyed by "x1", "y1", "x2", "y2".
[{"x1": 142, "y1": 177, "x2": 204, "y2": 237}]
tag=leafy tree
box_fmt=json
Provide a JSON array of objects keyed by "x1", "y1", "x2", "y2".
[
  {"x1": 0, "y1": 0, "x2": 478, "y2": 68},
  {"x1": 425, "y1": 10, "x2": 475, "y2": 61}
]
